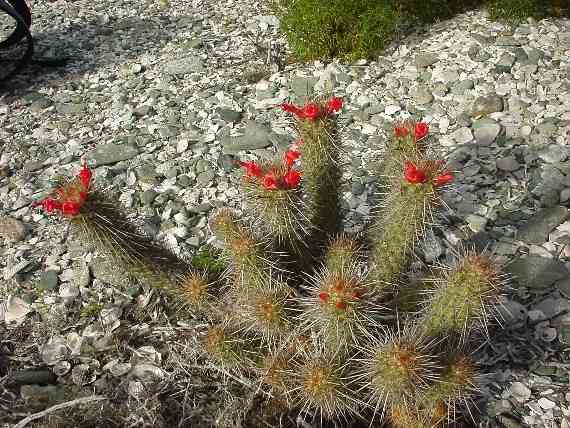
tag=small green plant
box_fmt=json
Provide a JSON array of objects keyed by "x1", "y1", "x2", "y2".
[
  {"x1": 80, "y1": 302, "x2": 104, "y2": 318},
  {"x1": 36, "y1": 95, "x2": 508, "y2": 427},
  {"x1": 486, "y1": 0, "x2": 568, "y2": 23}
]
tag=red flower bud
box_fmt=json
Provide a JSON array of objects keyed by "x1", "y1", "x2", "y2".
[
  {"x1": 35, "y1": 198, "x2": 62, "y2": 214},
  {"x1": 237, "y1": 160, "x2": 263, "y2": 178},
  {"x1": 78, "y1": 164, "x2": 92, "y2": 190},
  {"x1": 302, "y1": 103, "x2": 321, "y2": 120},
  {"x1": 404, "y1": 161, "x2": 428, "y2": 184},
  {"x1": 434, "y1": 171, "x2": 454, "y2": 187},
  {"x1": 415, "y1": 122, "x2": 429, "y2": 141},
  {"x1": 284, "y1": 149, "x2": 300, "y2": 167},
  {"x1": 283, "y1": 169, "x2": 301, "y2": 189},
  {"x1": 262, "y1": 172, "x2": 279, "y2": 190},
  {"x1": 318, "y1": 292, "x2": 330, "y2": 302},
  {"x1": 326, "y1": 97, "x2": 343, "y2": 113}
]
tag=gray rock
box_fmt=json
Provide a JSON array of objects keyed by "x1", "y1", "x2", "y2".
[
  {"x1": 218, "y1": 108, "x2": 242, "y2": 123},
  {"x1": 177, "y1": 175, "x2": 193, "y2": 187},
  {"x1": 495, "y1": 52, "x2": 516, "y2": 73},
  {"x1": 471, "y1": 94, "x2": 504, "y2": 117},
  {"x1": 451, "y1": 79, "x2": 475, "y2": 95},
  {"x1": 514, "y1": 47, "x2": 529, "y2": 63},
  {"x1": 218, "y1": 154, "x2": 235, "y2": 172},
  {"x1": 164, "y1": 55, "x2": 204, "y2": 75},
  {"x1": 20, "y1": 385, "x2": 66, "y2": 411},
  {"x1": 197, "y1": 170, "x2": 215, "y2": 185},
  {"x1": 517, "y1": 207, "x2": 569, "y2": 244},
  {"x1": 473, "y1": 118, "x2": 501, "y2": 146},
  {"x1": 526, "y1": 47, "x2": 544, "y2": 65},
  {"x1": 496, "y1": 36, "x2": 521, "y2": 46},
  {"x1": 38, "y1": 270, "x2": 59, "y2": 291},
  {"x1": 466, "y1": 214, "x2": 488, "y2": 232},
  {"x1": 506, "y1": 255, "x2": 568, "y2": 289},
  {"x1": 56, "y1": 102, "x2": 85, "y2": 114},
  {"x1": 468, "y1": 45, "x2": 491, "y2": 62},
  {"x1": 12, "y1": 369, "x2": 57, "y2": 386},
  {"x1": 451, "y1": 127, "x2": 474, "y2": 144},
  {"x1": 87, "y1": 143, "x2": 139, "y2": 166},
  {"x1": 290, "y1": 76, "x2": 317, "y2": 98},
  {"x1": 412, "y1": 86, "x2": 433, "y2": 105},
  {"x1": 222, "y1": 121, "x2": 275, "y2": 154},
  {"x1": 496, "y1": 156, "x2": 520, "y2": 172},
  {"x1": 0, "y1": 216, "x2": 26, "y2": 241},
  {"x1": 414, "y1": 53, "x2": 439, "y2": 68},
  {"x1": 437, "y1": 70, "x2": 459, "y2": 84},
  {"x1": 141, "y1": 189, "x2": 158, "y2": 206},
  {"x1": 539, "y1": 145, "x2": 567, "y2": 163}
]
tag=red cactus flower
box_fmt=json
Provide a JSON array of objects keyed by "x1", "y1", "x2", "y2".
[
  {"x1": 281, "y1": 103, "x2": 305, "y2": 118},
  {"x1": 283, "y1": 169, "x2": 301, "y2": 188},
  {"x1": 35, "y1": 197, "x2": 62, "y2": 214},
  {"x1": 394, "y1": 126, "x2": 409, "y2": 139},
  {"x1": 262, "y1": 172, "x2": 279, "y2": 190},
  {"x1": 318, "y1": 292, "x2": 330, "y2": 302},
  {"x1": 326, "y1": 97, "x2": 343, "y2": 113},
  {"x1": 433, "y1": 171, "x2": 454, "y2": 187},
  {"x1": 62, "y1": 201, "x2": 81, "y2": 217},
  {"x1": 302, "y1": 103, "x2": 321, "y2": 120},
  {"x1": 237, "y1": 160, "x2": 263, "y2": 178},
  {"x1": 415, "y1": 122, "x2": 429, "y2": 141},
  {"x1": 404, "y1": 161, "x2": 428, "y2": 184},
  {"x1": 284, "y1": 149, "x2": 300, "y2": 167},
  {"x1": 335, "y1": 301, "x2": 347, "y2": 310}
]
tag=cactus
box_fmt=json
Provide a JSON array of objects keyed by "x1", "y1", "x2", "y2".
[{"x1": 35, "y1": 95, "x2": 508, "y2": 427}]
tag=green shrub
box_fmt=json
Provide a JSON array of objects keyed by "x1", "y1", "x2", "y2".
[
  {"x1": 486, "y1": 0, "x2": 569, "y2": 23},
  {"x1": 279, "y1": 0, "x2": 400, "y2": 61}
]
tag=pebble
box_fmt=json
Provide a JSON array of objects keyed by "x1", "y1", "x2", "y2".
[
  {"x1": 510, "y1": 382, "x2": 532, "y2": 401},
  {"x1": 412, "y1": 86, "x2": 434, "y2": 105},
  {"x1": 516, "y1": 206, "x2": 569, "y2": 244},
  {"x1": 87, "y1": 143, "x2": 140, "y2": 166},
  {"x1": 506, "y1": 256, "x2": 568, "y2": 289},
  {"x1": 451, "y1": 127, "x2": 474, "y2": 144},
  {"x1": 471, "y1": 94, "x2": 504, "y2": 117},
  {"x1": 473, "y1": 118, "x2": 501, "y2": 146},
  {"x1": 496, "y1": 156, "x2": 520, "y2": 172},
  {"x1": 0, "y1": 216, "x2": 27, "y2": 241}
]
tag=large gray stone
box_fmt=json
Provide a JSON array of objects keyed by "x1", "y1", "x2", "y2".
[
  {"x1": 495, "y1": 52, "x2": 516, "y2": 73},
  {"x1": 496, "y1": 156, "x2": 520, "y2": 172},
  {"x1": 164, "y1": 55, "x2": 204, "y2": 75},
  {"x1": 290, "y1": 76, "x2": 318, "y2": 98},
  {"x1": 87, "y1": 143, "x2": 139, "y2": 166},
  {"x1": 222, "y1": 121, "x2": 276, "y2": 154},
  {"x1": 516, "y1": 206, "x2": 569, "y2": 244},
  {"x1": 471, "y1": 94, "x2": 504, "y2": 117},
  {"x1": 414, "y1": 53, "x2": 439, "y2": 68},
  {"x1": 506, "y1": 255, "x2": 568, "y2": 289},
  {"x1": 0, "y1": 216, "x2": 26, "y2": 241},
  {"x1": 38, "y1": 270, "x2": 59, "y2": 291},
  {"x1": 473, "y1": 118, "x2": 501, "y2": 146},
  {"x1": 412, "y1": 86, "x2": 434, "y2": 105}
]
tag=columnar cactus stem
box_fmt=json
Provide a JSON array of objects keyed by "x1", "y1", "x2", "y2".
[
  {"x1": 419, "y1": 254, "x2": 502, "y2": 340},
  {"x1": 369, "y1": 158, "x2": 453, "y2": 290},
  {"x1": 281, "y1": 97, "x2": 344, "y2": 247}
]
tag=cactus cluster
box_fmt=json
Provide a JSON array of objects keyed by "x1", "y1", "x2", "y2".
[{"x1": 35, "y1": 96, "x2": 507, "y2": 427}]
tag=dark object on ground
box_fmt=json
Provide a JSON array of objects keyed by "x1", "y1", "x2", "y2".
[{"x1": 0, "y1": 0, "x2": 68, "y2": 85}]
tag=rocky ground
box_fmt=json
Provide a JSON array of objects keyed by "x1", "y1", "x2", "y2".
[{"x1": 1, "y1": 0, "x2": 570, "y2": 427}]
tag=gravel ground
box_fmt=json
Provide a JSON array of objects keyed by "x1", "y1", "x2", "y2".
[{"x1": 1, "y1": 1, "x2": 570, "y2": 427}]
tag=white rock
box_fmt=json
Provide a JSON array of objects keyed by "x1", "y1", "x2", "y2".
[
  {"x1": 385, "y1": 105, "x2": 401, "y2": 115},
  {"x1": 131, "y1": 364, "x2": 165, "y2": 382},
  {"x1": 177, "y1": 139, "x2": 189, "y2": 153},
  {"x1": 41, "y1": 336, "x2": 68, "y2": 365},
  {"x1": 4, "y1": 295, "x2": 31, "y2": 325},
  {"x1": 538, "y1": 397, "x2": 556, "y2": 410},
  {"x1": 510, "y1": 381, "x2": 532, "y2": 401},
  {"x1": 451, "y1": 127, "x2": 473, "y2": 144}
]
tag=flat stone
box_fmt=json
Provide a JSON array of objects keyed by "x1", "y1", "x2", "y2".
[
  {"x1": 12, "y1": 369, "x2": 57, "y2": 386},
  {"x1": 492, "y1": 52, "x2": 514, "y2": 73},
  {"x1": 87, "y1": 143, "x2": 139, "y2": 166},
  {"x1": 196, "y1": 170, "x2": 215, "y2": 185},
  {"x1": 414, "y1": 53, "x2": 439, "y2": 68},
  {"x1": 436, "y1": 70, "x2": 459, "y2": 84},
  {"x1": 555, "y1": 275, "x2": 570, "y2": 298},
  {"x1": 0, "y1": 216, "x2": 26, "y2": 241},
  {"x1": 496, "y1": 156, "x2": 520, "y2": 172},
  {"x1": 451, "y1": 79, "x2": 474, "y2": 95},
  {"x1": 4, "y1": 296, "x2": 31, "y2": 324},
  {"x1": 55, "y1": 102, "x2": 85, "y2": 114},
  {"x1": 539, "y1": 145, "x2": 567, "y2": 164},
  {"x1": 218, "y1": 108, "x2": 242, "y2": 123},
  {"x1": 471, "y1": 94, "x2": 504, "y2": 117},
  {"x1": 506, "y1": 255, "x2": 568, "y2": 289},
  {"x1": 496, "y1": 36, "x2": 522, "y2": 46},
  {"x1": 164, "y1": 55, "x2": 204, "y2": 75},
  {"x1": 473, "y1": 118, "x2": 501, "y2": 146},
  {"x1": 20, "y1": 385, "x2": 66, "y2": 411},
  {"x1": 450, "y1": 127, "x2": 473, "y2": 144},
  {"x1": 222, "y1": 121, "x2": 275, "y2": 154},
  {"x1": 412, "y1": 86, "x2": 433, "y2": 105},
  {"x1": 510, "y1": 382, "x2": 531, "y2": 401},
  {"x1": 38, "y1": 270, "x2": 59, "y2": 291},
  {"x1": 517, "y1": 206, "x2": 569, "y2": 244},
  {"x1": 290, "y1": 76, "x2": 318, "y2": 98},
  {"x1": 141, "y1": 189, "x2": 158, "y2": 206},
  {"x1": 466, "y1": 214, "x2": 487, "y2": 232}
]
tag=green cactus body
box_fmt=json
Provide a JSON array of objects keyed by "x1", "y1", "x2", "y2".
[
  {"x1": 324, "y1": 237, "x2": 360, "y2": 275},
  {"x1": 420, "y1": 256, "x2": 499, "y2": 339},
  {"x1": 204, "y1": 323, "x2": 260, "y2": 371},
  {"x1": 369, "y1": 181, "x2": 434, "y2": 289},
  {"x1": 297, "y1": 117, "x2": 342, "y2": 242}
]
